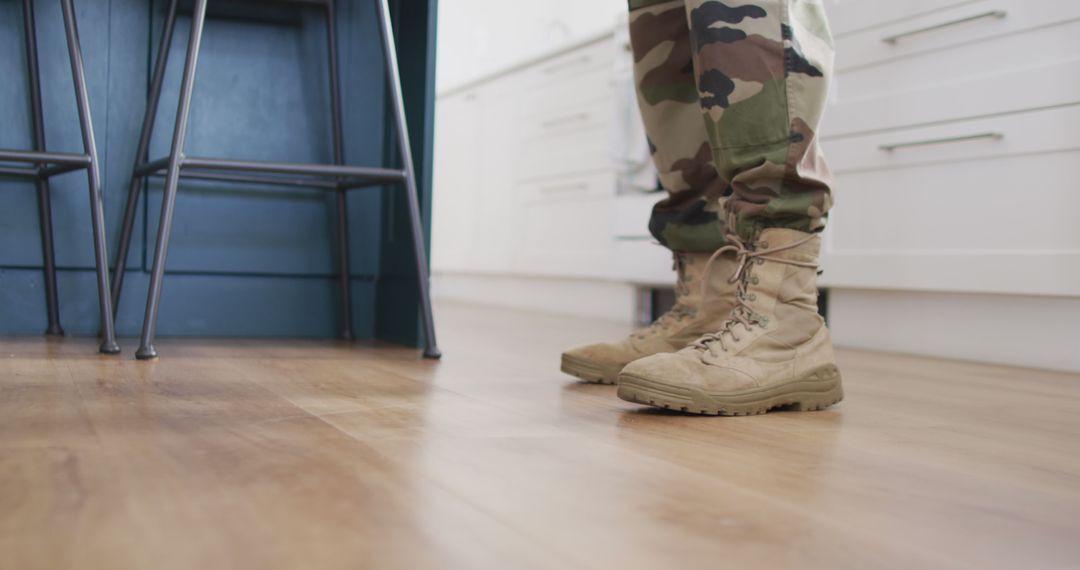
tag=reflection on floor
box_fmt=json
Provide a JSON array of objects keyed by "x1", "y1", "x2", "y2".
[{"x1": 2, "y1": 301, "x2": 1079, "y2": 569}]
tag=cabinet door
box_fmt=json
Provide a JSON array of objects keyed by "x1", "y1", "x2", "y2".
[
  {"x1": 431, "y1": 92, "x2": 480, "y2": 272},
  {"x1": 465, "y1": 85, "x2": 519, "y2": 274},
  {"x1": 433, "y1": 81, "x2": 519, "y2": 275},
  {"x1": 516, "y1": 172, "x2": 616, "y2": 279},
  {"x1": 433, "y1": 37, "x2": 622, "y2": 277}
]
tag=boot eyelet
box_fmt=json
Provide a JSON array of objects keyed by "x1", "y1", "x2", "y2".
[
  {"x1": 748, "y1": 294, "x2": 757, "y2": 301},
  {"x1": 751, "y1": 277, "x2": 760, "y2": 285}
]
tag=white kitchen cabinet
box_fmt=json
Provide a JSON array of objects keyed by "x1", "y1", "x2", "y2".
[
  {"x1": 430, "y1": 92, "x2": 478, "y2": 273},
  {"x1": 435, "y1": 0, "x2": 1080, "y2": 299},
  {"x1": 821, "y1": 0, "x2": 1080, "y2": 297},
  {"x1": 432, "y1": 34, "x2": 622, "y2": 281},
  {"x1": 436, "y1": 0, "x2": 625, "y2": 92},
  {"x1": 832, "y1": 0, "x2": 1079, "y2": 72},
  {"x1": 827, "y1": 0, "x2": 982, "y2": 37}
]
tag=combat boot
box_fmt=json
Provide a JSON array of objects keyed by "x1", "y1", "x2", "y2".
[
  {"x1": 617, "y1": 228, "x2": 843, "y2": 414},
  {"x1": 561, "y1": 251, "x2": 739, "y2": 384}
]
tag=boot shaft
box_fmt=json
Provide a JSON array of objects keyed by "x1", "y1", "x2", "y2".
[
  {"x1": 673, "y1": 251, "x2": 739, "y2": 318},
  {"x1": 743, "y1": 229, "x2": 822, "y2": 319},
  {"x1": 732, "y1": 228, "x2": 825, "y2": 354}
]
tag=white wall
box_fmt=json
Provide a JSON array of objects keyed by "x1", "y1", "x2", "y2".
[{"x1": 436, "y1": 0, "x2": 626, "y2": 91}]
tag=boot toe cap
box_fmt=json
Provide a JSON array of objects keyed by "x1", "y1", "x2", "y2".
[
  {"x1": 561, "y1": 343, "x2": 633, "y2": 384},
  {"x1": 618, "y1": 352, "x2": 708, "y2": 389},
  {"x1": 562, "y1": 342, "x2": 630, "y2": 368}
]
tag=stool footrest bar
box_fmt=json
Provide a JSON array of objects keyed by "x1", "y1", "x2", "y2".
[
  {"x1": 134, "y1": 155, "x2": 407, "y2": 188},
  {"x1": 40, "y1": 162, "x2": 90, "y2": 178},
  {"x1": 184, "y1": 156, "x2": 406, "y2": 182},
  {"x1": 178, "y1": 170, "x2": 340, "y2": 189},
  {"x1": 0, "y1": 165, "x2": 41, "y2": 178},
  {"x1": 134, "y1": 156, "x2": 171, "y2": 177},
  {"x1": 0, "y1": 149, "x2": 92, "y2": 166}
]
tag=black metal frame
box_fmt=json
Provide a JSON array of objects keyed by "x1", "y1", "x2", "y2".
[
  {"x1": 0, "y1": 0, "x2": 120, "y2": 354},
  {"x1": 111, "y1": 0, "x2": 440, "y2": 360}
]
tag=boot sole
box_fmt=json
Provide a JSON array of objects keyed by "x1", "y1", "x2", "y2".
[
  {"x1": 616, "y1": 366, "x2": 843, "y2": 416},
  {"x1": 560, "y1": 353, "x2": 620, "y2": 385}
]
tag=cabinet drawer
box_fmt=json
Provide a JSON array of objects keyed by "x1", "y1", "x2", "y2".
[
  {"x1": 517, "y1": 195, "x2": 614, "y2": 278},
  {"x1": 520, "y1": 49, "x2": 616, "y2": 117},
  {"x1": 822, "y1": 150, "x2": 1080, "y2": 295},
  {"x1": 517, "y1": 129, "x2": 610, "y2": 181},
  {"x1": 517, "y1": 101, "x2": 612, "y2": 181},
  {"x1": 825, "y1": 54, "x2": 1080, "y2": 137},
  {"x1": 518, "y1": 97, "x2": 612, "y2": 144},
  {"x1": 834, "y1": 16, "x2": 1080, "y2": 103},
  {"x1": 826, "y1": 0, "x2": 1080, "y2": 135},
  {"x1": 827, "y1": 0, "x2": 982, "y2": 37},
  {"x1": 834, "y1": 0, "x2": 1078, "y2": 72},
  {"x1": 525, "y1": 72, "x2": 614, "y2": 118},
  {"x1": 518, "y1": 170, "x2": 615, "y2": 203},
  {"x1": 829, "y1": 150, "x2": 1080, "y2": 253},
  {"x1": 514, "y1": 37, "x2": 615, "y2": 92},
  {"x1": 500, "y1": 38, "x2": 616, "y2": 121},
  {"x1": 824, "y1": 104, "x2": 1080, "y2": 173}
]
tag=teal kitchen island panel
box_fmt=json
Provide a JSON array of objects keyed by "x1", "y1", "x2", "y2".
[{"x1": 0, "y1": 0, "x2": 437, "y2": 346}]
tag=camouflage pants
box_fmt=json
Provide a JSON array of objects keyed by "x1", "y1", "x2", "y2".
[{"x1": 629, "y1": 0, "x2": 835, "y2": 249}]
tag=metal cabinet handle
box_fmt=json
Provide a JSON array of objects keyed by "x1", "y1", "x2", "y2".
[
  {"x1": 541, "y1": 112, "x2": 590, "y2": 129},
  {"x1": 882, "y1": 10, "x2": 1006, "y2": 45},
  {"x1": 878, "y1": 132, "x2": 1003, "y2": 152},
  {"x1": 543, "y1": 54, "x2": 592, "y2": 74},
  {"x1": 539, "y1": 183, "x2": 589, "y2": 194}
]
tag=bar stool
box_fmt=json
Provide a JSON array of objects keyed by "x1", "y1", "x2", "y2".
[
  {"x1": 110, "y1": 0, "x2": 440, "y2": 360},
  {"x1": 0, "y1": 0, "x2": 120, "y2": 354}
]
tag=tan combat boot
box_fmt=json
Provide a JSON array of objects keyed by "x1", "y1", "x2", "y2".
[
  {"x1": 617, "y1": 228, "x2": 843, "y2": 414},
  {"x1": 561, "y1": 251, "x2": 740, "y2": 384}
]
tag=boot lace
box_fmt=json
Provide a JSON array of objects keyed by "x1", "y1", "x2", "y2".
[{"x1": 691, "y1": 232, "x2": 818, "y2": 354}]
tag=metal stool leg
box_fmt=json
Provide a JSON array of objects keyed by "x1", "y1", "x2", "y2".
[
  {"x1": 60, "y1": 0, "x2": 119, "y2": 354},
  {"x1": 136, "y1": 0, "x2": 208, "y2": 360},
  {"x1": 112, "y1": 0, "x2": 180, "y2": 319},
  {"x1": 375, "y1": 0, "x2": 440, "y2": 359},
  {"x1": 325, "y1": 0, "x2": 353, "y2": 341},
  {"x1": 23, "y1": 0, "x2": 63, "y2": 336}
]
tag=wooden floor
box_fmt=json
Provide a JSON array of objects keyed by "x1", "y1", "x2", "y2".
[{"x1": 2, "y1": 302, "x2": 1079, "y2": 570}]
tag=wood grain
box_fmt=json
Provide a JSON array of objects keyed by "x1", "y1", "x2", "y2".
[{"x1": 2, "y1": 302, "x2": 1079, "y2": 569}]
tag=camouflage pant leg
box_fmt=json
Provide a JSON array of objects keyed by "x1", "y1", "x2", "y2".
[
  {"x1": 629, "y1": 0, "x2": 835, "y2": 246},
  {"x1": 629, "y1": 0, "x2": 730, "y2": 252}
]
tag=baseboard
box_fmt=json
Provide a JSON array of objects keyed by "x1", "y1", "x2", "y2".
[
  {"x1": 828, "y1": 288, "x2": 1080, "y2": 373},
  {"x1": 433, "y1": 276, "x2": 1080, "y2": 373},
  {"x1": 432, "y1": 272, "x2": 637, "y2": 323}
]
